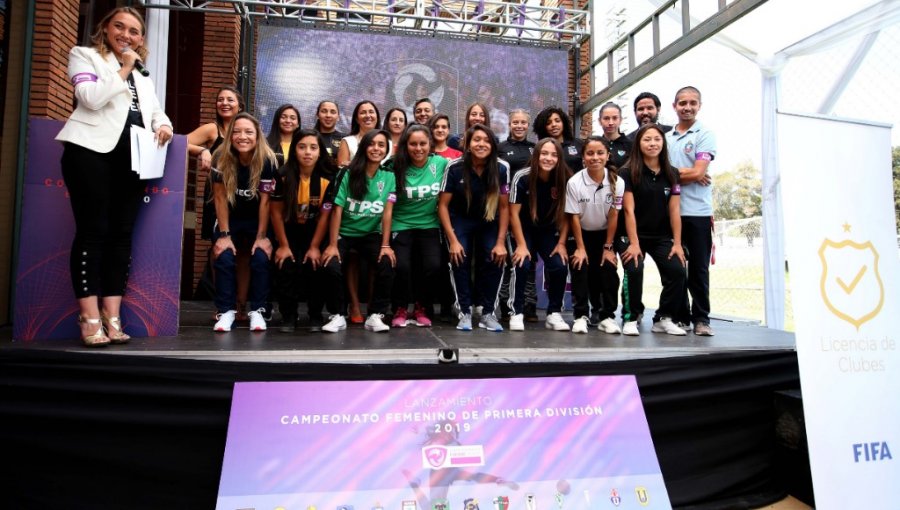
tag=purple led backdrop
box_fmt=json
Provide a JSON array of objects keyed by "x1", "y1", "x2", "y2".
[
  {"x1": 254, "y1": 26, "x2": 569, "y2": 142},
  {"x1": 217, "y1": 376, "x2": 672, "y2": 509},
  {"x1": 13, "y1": 118, "x2": 187, "y2": 341}
]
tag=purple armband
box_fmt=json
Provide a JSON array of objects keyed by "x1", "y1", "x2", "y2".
[
  {"x1": 387, "y1": 192, "x2": 397, "y2": 203},
  {"x1": 696, "y1": 152, "x2": 713, "y2": 162},
  {"x1": 71, "y1": 73, "x2": 98, "y2": 85}
]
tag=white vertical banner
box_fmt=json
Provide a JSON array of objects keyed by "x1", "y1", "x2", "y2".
[
  {"x1": 779, "y1": 111, "x2": 899, "y2": 510},
  {"x1": 144, "y1": 0, "x2": 170, "y2": 107}
]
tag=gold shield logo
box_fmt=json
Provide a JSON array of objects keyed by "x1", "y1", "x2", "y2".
[{"x1": 818, "y1": 239, "x2": 884, "y2": 330}]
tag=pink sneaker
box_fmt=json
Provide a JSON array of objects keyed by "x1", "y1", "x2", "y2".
[
  {"x1": 391, "y1": 307, "x2": 409, "y2": 328},
  {"x1": 413, "y1": 304, "x2": 432, "y2": 327}
]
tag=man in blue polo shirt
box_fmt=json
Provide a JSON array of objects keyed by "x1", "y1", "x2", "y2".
[{"x1": 666, "y1": 86, "x2": 716, "y2": 336}]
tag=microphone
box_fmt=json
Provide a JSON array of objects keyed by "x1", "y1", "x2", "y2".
[{"x1": 121, "y1": 47, "x2": 150, "y2": 77}]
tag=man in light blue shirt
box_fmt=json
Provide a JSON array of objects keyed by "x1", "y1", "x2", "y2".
[{"x1": 666, "y1": 86, "x2": 716, "y2": 336}]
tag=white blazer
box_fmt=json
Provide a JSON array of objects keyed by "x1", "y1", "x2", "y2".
[{"x1": 55, "y1": 46, "x2": 172, "y2": 154}]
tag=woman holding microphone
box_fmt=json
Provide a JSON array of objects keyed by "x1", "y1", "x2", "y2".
[{"x1": 56, "y1": 7, "x2": 172, "y2": 346}]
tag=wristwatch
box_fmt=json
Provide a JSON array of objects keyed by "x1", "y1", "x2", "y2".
[
  {"x1": 604, "y1": 243, "x2": 614, "y2": 251},
  {"x1": 219, "y1": 231, "x2": 231, "y2": 238}
]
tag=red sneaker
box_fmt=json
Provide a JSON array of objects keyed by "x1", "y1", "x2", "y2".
[
  {"x1": 413, "y1": 304, "x2": 432, "y2": 327},
  {"x1": 391, "y1": 307, "x2": 409, "y2": 328}
]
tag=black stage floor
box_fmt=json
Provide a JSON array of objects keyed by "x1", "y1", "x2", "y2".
[
  {"x1": 0, "y1": 302, "x2": 803, "y2": 510},
  {"x1": 3, "y1": 300, "x2": 797, "y2": 364}
]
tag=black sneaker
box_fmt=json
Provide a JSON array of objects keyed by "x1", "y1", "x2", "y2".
[
  {"x1": 523, "y1": 303, "x2": 539, "y2": 323},
  {"x1": 279, "y1": 314, "x2": 297, "y2": 333},
  {"x1": 588, "y1": 311, "x2": 601, "y2": 327},
  {"x1": 308, "y1": 314, "x2": 324, "y2": 332},
  {"x1": 263, "y1": 303, "x2": 275, "y2": 322}
]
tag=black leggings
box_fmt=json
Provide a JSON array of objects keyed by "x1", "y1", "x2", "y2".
[
  {"x1": 61, "y1": 133, "x2": 145, "y2": 298},
  {"x1": 390, "y1": 228, "x2": 442, "y2": 310}
]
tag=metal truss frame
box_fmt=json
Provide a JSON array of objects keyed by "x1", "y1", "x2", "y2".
[
  {"x1": 138, "y1": 0, "x2": 590, "y2": 46},
  {"x1": 578, "y1": 0, "x2": 768, "y2": 115}
]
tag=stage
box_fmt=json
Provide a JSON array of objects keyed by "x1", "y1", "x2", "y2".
[{"x1": 0, "y1": 303, "x2": 804, "y2": 510}]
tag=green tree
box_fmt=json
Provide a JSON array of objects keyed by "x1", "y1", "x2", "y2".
[
  {"x1": 893, "y1": 146, "x2": 900, "y2": 233},
  {"x1": 712, "y1": 160, "x2": 762, "y2": 220}
]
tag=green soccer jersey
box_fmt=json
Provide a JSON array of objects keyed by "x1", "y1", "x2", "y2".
[
  {"x1": 390, "y1": 154, "x2": 448, "y2": 231},
  {"x1": 333, "y1": 168, "x2": 397, "y2": 237}
]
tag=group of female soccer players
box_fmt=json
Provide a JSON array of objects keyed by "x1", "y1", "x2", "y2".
[{"x1": 189, "y1": 90, "x2": 687, "y2": 336}]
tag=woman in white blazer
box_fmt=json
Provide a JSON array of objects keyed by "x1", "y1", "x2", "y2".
[{"x1": 55, "y1": 7, "x2": 173, "y2": 347}]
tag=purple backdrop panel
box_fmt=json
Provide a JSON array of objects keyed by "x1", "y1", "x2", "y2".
[
  {"x1": 13, "y1": 117, "x2": 187, "y2": 341},
  {"x1": 254, "y1": 26, "x2": 568, "y2": 143},
  {"x1": 217, "y1": 376, "x2": 672, "y2": 509}
]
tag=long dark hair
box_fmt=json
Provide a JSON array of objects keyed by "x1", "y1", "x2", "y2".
[
  {"x1": 625, "y1": 124, "x2": 677, "y2": 188},
  {"x1": 346, "y1": 129, "x2": 390, "y2": 201},
  {"x1": 527, "y1": 138, "x2": 572, "y2": 226},
  {"x1": 349, "y1": 100, "x2": 381, "y2": 136},
  {"x1": 462, "y1": 124, "x2": 502, "y2": 221},
  {"x1": 280, "y1": 129, "x2": 337, "y2": 221},
  {"x1": 214, "y1": 86, "x2": 245, "y2": 133},
  {"x1": 382, "y1": 107, "x2": 408, "y2": 133},
  {"x1": 533, "y1": 106, "x2": 574, "y2": 142},
  {"x1": 266, "y1": 104, "x2": 301, "y2": 150},
  {"x1": 583, "y1": 135, "x2": 617, "y2": 188},
  {"x1": 392, "y1": 124, "x2": 432, "y2": 193}
]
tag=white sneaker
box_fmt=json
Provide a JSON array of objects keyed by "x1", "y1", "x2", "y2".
[
  {"x1": 248, "y1": 308, "x2": 267, "y2": 332},
  {"x1": 622, "y1": 321, "x2": 639, "y2": 336},
  {"x1": 598, "y1": 317, "x2": 622, "y2": 334},
  {"x1": 456, "y1": 312, "x2": 472, "y2": 331},
  {"x1": 572, "y1": 316, "x2": 589, "y2": 334},
  {"x1": 545, "y1": 312, "x2": 570, "y2": 331},
  {"x1": 509, "y1": 313, "x2": 525, "y2": 331},
  {"x1": 322, "y1": 314, "x2": 347, "y2": 333},
  {"x1": 214, "y1": 310, "x2": 236, "y2": 332},
  {"x1": 651, "y1": 317, "x2": 687, "y2": 336},
  {"x1": 365, "y1": 313, "x2": 390, "y2": 332}
]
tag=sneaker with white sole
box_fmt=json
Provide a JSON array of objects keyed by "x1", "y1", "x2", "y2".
[
  {"x1": 622, "y1": 321, "x2": 640, "y2": 336},
  {"x1": 214, "y1": 310, "x2": 236, "y2": 332},
  {"x1": 509, "y1": 313, "x2": 525, "y2": 331},
  {"x1": 598, "y1": 317, "x2": 622, "y2": 334},
  {"x1": 365, "y1": 313, "x2": 390, "y2": 332},
  {"x1": 478, "y1": 313, "x2": 503, "y2": 332},
  {"x1": 456, "y1": 312, "x2": 472, "y2": 331},
  {"x1": 391, "y1": 307, "x2": 409, "y2": 328},
  {"x1": 572, "y1": 316, "x2": 589, "y2": 334},
  {"x1": 248, "y1": 308, "x2": 267, "y2": 331},
  {"x1": 651, "y1": 317, "x2": 687, "y2": 336},
  {"x1": 545, "y1": 312, "x2": 570, "y2": 331},
  {"x1": 322, "y1": 314, "x2": 347, "y2": 333}
]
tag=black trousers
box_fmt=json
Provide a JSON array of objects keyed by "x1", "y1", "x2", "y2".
[
  {"x1": 61, "y1": 133, "x2": 145, "y2": 299},
  {"x1": 324, "y1": 233, "x2": 395, "y2": 315},
  {"x1": 619, "y1": 235, "x2": 686, "y2": 323},
  {"x1": 390, "y1": 228, "x2": 442, "y2": 310},
  {"x1": 678, "y1": 216, "x2": 713, "y2": 324},
  {"x1": 569, "y1": 230, "x2": 619, "y2": 320},
  {"x1": 273, "y1": 223, "x2": 336, "y2": 318}
]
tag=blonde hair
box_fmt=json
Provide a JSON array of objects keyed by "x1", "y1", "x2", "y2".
[
  {"x1": 213, "y1": 113, "x2": 277, "y2": 206},
  {"x1": 91, "y1": 7, "x2": 149, "y2": 61}
]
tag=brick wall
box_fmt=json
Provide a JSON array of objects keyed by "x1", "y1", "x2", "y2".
[
  {"x1": 192, "y1": 8, "x2": 241, "y2": 293},
  {"x1": 29, "y1": 0, "x2": 79, "y2": 120}
]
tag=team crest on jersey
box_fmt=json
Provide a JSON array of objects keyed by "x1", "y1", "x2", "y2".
[
  {"x1": 617, "y1": 149, "x2": 626, "y2": 157},
  {"x1": 528, "y1": 147, "x2": 534, "y2": 154},
  {"x1": 683, "y1": 142, "x2": 694, "y2": 154},
  {"x1": 429, "y1": 163, "x2": 437, "y2": 178},
  {"x1": 378, "y1": 181, "x2": 385, "y2": 193},
  {"x1": 567, "y1": 146, "x2": 578, "y2": 155},
  {"x1": 551, "y1": 186, "x2": 558, "y2": 200}
]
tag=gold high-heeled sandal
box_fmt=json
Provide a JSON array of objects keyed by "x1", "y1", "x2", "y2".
[
  {"x1": 78, "y1": 316, "x2": 110, "y2": 347},
  {"x1": 102, "y1": 315, "x2": 130, "y2": 344}
]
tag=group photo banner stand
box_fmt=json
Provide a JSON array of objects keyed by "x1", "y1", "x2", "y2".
[
  {"x1": 218, "y1": 376, "x2": 672, "y2": 509},
  {"x1": 779, "y1": 111, "x2": 900, "y2": 509},
  {"x1": 13, "y1": 117, "x2": 187, "y2": 341}
]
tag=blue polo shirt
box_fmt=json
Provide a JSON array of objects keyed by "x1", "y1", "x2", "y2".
[{"x1": 666, "y1": 120, "x2": 716, "y2": 217}]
